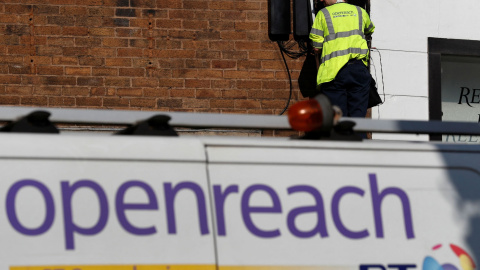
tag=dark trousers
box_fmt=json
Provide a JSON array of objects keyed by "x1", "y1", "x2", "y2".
[{"x1": 320, "y1": 60, "x2": 371, "y2": 118}]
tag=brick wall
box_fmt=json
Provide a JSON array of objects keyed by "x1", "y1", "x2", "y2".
[{"x1": 0, "y1": 0, "x2": 308, "y2": 116}]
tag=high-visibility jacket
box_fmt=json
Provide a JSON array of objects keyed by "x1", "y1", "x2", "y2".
[{"x1": 310, "y1": 3, "x2": 375, "y2": 85}]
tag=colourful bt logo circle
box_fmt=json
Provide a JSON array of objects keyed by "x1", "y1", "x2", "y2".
[{"x1": 423, "y1": 244, "x2": 476, "y2": 270}]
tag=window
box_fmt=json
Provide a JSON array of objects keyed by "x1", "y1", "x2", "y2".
[{"x1": 428, "y1": 38, "x2": 480, "y2": 143}]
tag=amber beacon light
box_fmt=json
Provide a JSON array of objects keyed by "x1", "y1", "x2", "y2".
[{"x1": 288, "y1": 94, "x2": 339, "y2": 132}]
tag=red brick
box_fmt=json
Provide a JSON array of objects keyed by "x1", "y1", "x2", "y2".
[
  {"x1": 183, "y1": 98, "x2": 209, "y2": 108},
  {"x1": 249, "y1": 70, "x2": 274, "y2": 79},
  {"x1": 62, "y1": 26, "x2": 89, "y2": 36},
  {"x1": 75, "y1": 37, "x2": 102, "y2": 47},
  {"x1": 63, "y1": 87, "x2": 90, "y2": 96},
  {"x1": 224, "y1": 71, "x2": 250, "y2": 79},
  {"x1": 43, "y1": 76, "x2": 76, "y2": 85},
  {"x1": 212, "y1": 60, "x2": 236, "y2": 69},
  {"x1": 106, "y1": 58, "x2": 132, "y2": 67},
  {"x1": 66, "y1": 67, "x2": 91, "y2": 76},
  {"x1": 77, "y1": 77, "x2": 104, "y2": 86},
  {"x1": 0, "y1": 75, "x2": 22, "y2": 84},
  {"x1": 0, "y1": 56, "x2": 23, "y2": 64},
  {"x1": 183, "y1": 1, "x2": 208, "y2": 9},
  {"x1": 119, "y1": 68, "x2": 145, "y2": 77},
  {"x1": 156, "y1": 78, "x2": 182, "y2": 88},
  {"x1": 5, "y1": 5, "x2": 32, "y2": 14},
  {"x1": 262, "y1": 80, "x2": 287, "y2": 89},
  {"x1": 9, "y1": 65, "x2": 31, "y2": 74},
  {"x1": 210, "y1": 99, "x2": 234, "y2": 109},
  {"x1": 48, "y1": 96, "x2": 76, "y2": 106},
  {"x1": 53, "y1": 56, "x2": 78, "y2": 65},
  {"x1": 238, "y1": 60, "x2": 261, "y2": 70},
  {"x1": 235, "y1": 99, "x2": 261, "y2": 109},
  {"x1": 185, "y1": 79, "x2": 211, "y2": 88},
  {"x1": 213, "y1": 80, "x2": 235, "y2": 89},
  {"x1": 249, "y1": 50, "x2": 277, "y2": 60},
  {"x1": 90, "y1": 87, "x2": 108, "y2": 96},
  {"x1": 133, "y1": 78, "x2": 160, "y2": 87},
  {"x1": 157, "y1": 0, "x2": 182, "y2": 9},
  {"x1": 117, "y1": 48, "x2": 144, "y2": 57},
  {"x1": 103, "y1": 97, "x2": 129, "y2": 107},
  {"x1": 21, "y1": 96, "x2": 48, "y2": 106},
  {"x1": 33, "y1": 86, "x2": 62, "y2": 95},
  {"x1": 196, "y1": 89, "x2": 221, "y2": 99},
  {"x1": 157, "y1": 98, "x2": 182, "y2": 108},
  {"x1": 79, "y1": 57, "x2": 104, "y2": 66},
  {"x1": 117, "y1": 88, "x2": 143, "y2": 97},
  {"x1": 92, "y1": 67, "x2": 117, "y2": 76},
  {"x1": 0, "y1": 96, "x2": 21, "y2": 105},
  {"x1": 170, "y1": 89, "x2": 195, "y2": 98},
  {"x1": 37, "y1": 66, "x2": 64, "y2": 75},
  {"x1": 89, "y1": 28, "x2": 115, "y2": 36},
  {"x1": 48, "y1": 37, "x2": 75, "y2": 47},
  {"x1": 105, "y1": 77, "x2": 130, "y2": 87},
  {"x1": 130, "y1": 98, "x2": 156, "y2": 108},
  {"x1": 0, "y1": 65, "x2": 7, "y2": 74},
  {"x1": 103, "y1": 38, "x2": 129, "y2": 47},
  {"x1": 76, "y1": 97, "x2": 103, "y2": 107},
  {"x1": 248, "y1": 90, "x2": 273, "y2": 99},
  {"x1": 60, "y1": 6, "x2": 88, "y2": 16},
  {"x1": 5, "y1": 86, "x2": 32, "y2": 95},
  {"x1": 7, "y1": 45, "x2": 30, "y2": 55},
  {"x1": 144, "y1": 88, "x2": 168, "y2": 97},
  {"x1": 222, "y1": 89, "x2": 247, "y2": 99},
  {"x1": 156, "y1": 19, "x2": 181, "y2": 28},
  {"x1": 36, "y1": 48, "x2": 61, "y2": 58}
]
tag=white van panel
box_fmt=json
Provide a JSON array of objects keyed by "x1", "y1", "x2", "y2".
[
  {"x1": 0, "y1": 134, "x2": 214, "y2": 270},
  {"x1": 206, "y1": 142, "x2": 480, "y2": 269}
]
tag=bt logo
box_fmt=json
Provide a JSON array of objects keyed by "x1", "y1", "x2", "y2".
[
  {"x1": 360, "y1": 244, "x2": 475, "y2": 270},
  {"x1": 423, "y1": 244, "x2": 476, "y2": 270}
]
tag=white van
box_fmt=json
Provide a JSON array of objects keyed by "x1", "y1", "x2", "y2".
[{"x1": 0, "y1": 102, "x2": 479, "y2": 270}]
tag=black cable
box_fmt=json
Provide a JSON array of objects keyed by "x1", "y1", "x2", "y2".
[
  {"x1": 277, "y1": 40, "x2": 309, "y2": 59},
  {"x1": 370, "y1": 53, "x2": 381, "y2": 118},
  {"x1": 371, "y1": 48, "x2": 386, "y2": 103},
  {"x1": 278, "y1": 41, "x2": 293, "y2": 115},
  {"x1": 276, "y1": 38, "x2": 311, "y2": 115}
]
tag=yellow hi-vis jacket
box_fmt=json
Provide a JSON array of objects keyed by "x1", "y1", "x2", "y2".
[{"x1": 310, "y1": 3, "x2": 375, "y2": 85}]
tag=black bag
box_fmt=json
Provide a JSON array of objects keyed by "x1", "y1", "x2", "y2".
[{"x1": 368, "y1": 74, "x2": 383, "y2": 108}]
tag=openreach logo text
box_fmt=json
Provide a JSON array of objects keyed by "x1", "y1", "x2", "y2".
[{"x1": 5, "y1": 174, "x2": 414, "y2": 250}]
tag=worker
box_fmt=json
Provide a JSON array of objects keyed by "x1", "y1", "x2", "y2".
[{"x1": 310, "y1": 0, "x2": 375, "y2": 118}]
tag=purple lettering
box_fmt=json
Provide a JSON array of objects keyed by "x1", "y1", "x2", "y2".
[
  {"x1": 287, "y1": 185, "x2": 328, "y2": 238},
  {"x1": 241, "y1": 184, "x2": 282, "y2": 238},
  {"x1": 116, "y1": 181, "x2": 158, "y2": 235},
  {"x1": 61, "y1": 180, "x2": 109, "y2": 250},
  {"x1": 164, "y1": 182, "x2": 209, "y2": 235},
  {"x1": 370, "y1": 174, "x2": 414, "y2": 239},
  {"x1": 213, "y1": 185, "x2": 239, "y2": 236},
  {"x1": 6, "y1": 179, "x2": 55, "y2": 235},
  {"x1": 332, "y1": 186, "x2": 368, "y2": 239}
]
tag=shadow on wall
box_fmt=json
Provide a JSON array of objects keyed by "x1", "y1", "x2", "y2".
[
  {"x1": 435, "y1": 144, "x2": 480, "y2": 268},
  {"x1": 298, "y1": 53, "x2": 318, "y2": 99}
]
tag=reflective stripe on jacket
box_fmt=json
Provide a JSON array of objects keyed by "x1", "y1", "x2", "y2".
[{"x1": 309, "y1": 3, "x2": 375, "y2": 85}]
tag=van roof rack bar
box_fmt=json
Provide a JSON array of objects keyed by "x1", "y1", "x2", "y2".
[
  {"x1": 0, "y1": 106, "x2": 290, "y2": 130},
  {"x1": 0, "y1": 106, "x2": 479, "y2": 135},
  {"x1": 351, "y1": 117, "x2": 480, "y2": 136}
]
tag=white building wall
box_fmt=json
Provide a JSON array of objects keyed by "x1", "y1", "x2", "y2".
[{"x1": 369, "y1": 0, "x2": 480, "y2": 140}]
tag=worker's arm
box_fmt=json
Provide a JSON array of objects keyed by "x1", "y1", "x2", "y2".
[
  {"x1": 363, "y1": 9, "x2": 375, "y2": 35},
  {"x1": 309, "y1": 12, "x2": 325, "y2": 51}
]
